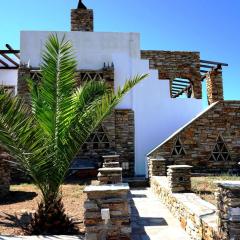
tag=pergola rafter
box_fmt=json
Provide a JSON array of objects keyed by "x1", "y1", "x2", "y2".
[{"x1": 0, "y1": 44, "x2": 20, "y2": 69}]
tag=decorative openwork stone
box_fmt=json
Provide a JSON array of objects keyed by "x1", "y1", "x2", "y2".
[
  {"x1": 167, "y1": 165, "x2": 192, "y2": 193},
  {"x1": 84, "y1": 183, "x2": 131, "y2": 240},
  {"x1": 215, "y1": 181, "x2": 240, "y2": 240},
  {"x1": 148, "y1": 157, "x2": 166, "y2": 178}
]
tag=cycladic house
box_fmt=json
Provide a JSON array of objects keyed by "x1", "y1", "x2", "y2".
[{"x1": 1, "y1": 0, "x2": 239, "y2": 178}]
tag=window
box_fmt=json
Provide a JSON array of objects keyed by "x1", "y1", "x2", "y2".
[
  {"x1": 172, "y1": 137, "x2": 186, "y2": 156},
  {"x1": 122, "y1": 162, "x2": 129, "y2": 170},
  {"x1": 209, "y1": 135, "x2": 231, "y2": 161}
]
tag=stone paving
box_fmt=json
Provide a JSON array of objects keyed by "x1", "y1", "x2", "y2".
[
  {"x1": 0, "y1": 236, "x2": 84, "y2": 240},
  {"x1": 131, "y1": 188, "x2": 190, "y2": 240}
]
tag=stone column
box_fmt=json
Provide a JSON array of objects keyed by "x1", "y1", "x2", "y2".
[
  {"x1": 206, "y1": 70, "x2": 224, "y2": 105},
  {"x1": 0, "y1": 149, "x2": 11, "y2": 198},
  {"x1": 102, "y1": 155, "x2": 120, "y2": 168},
  {"x1": 98, "y1": 168, "x2": 122, "y2": 185},
  {"x1": 84, "y1": 184, "x2": 131, "y2": 240},
  {"x1": 148, "y1": 157, "x2": 166, "y2": 178},
  {"x1": 167, "y1": 165, "x2": 192, "y2": 193},
  {"x1": 71, "y1": 9, "x2": 94, "y2": 32},
  {"x1": 17, "y1": 65, "x2": 31, "y2": 102},
  {"x1": 215, "y1": 181, "x2": 240, "y2": 240}
]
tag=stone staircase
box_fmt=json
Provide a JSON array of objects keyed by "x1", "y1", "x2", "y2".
[{"x1": 148, "y1": 101, "x2": 240, "y2": 173}]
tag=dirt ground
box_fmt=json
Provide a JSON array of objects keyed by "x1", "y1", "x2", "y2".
[
  {"x1": 0, "y1": 183, "x2": 87, "y2": 235},
  {"x1": 191, "y1": 175, "x2": 240, "y2": 205}
]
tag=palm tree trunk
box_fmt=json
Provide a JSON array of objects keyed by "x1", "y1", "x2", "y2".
[{"x1": 29, "y1": 196, "x2": 78, "y2": 235}]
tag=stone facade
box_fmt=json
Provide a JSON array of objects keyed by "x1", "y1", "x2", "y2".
[
  {"x1": 0, "y1": 147, "x2": 11, "y2": 198},
  {"x1": 148, "y1": 101, "x2": 240, "y2": 173},
  {"x1": 141, "y1": 50, "x2": 202, "y2": 99},
  {"x1": 16, "y1": 67, "x2": 135, "y2": 177},
  {"x1": 84, "y1": 184, "x2": 131, "y2": 240},
  {"x1": 167, "y1": 165, "x2": 192, "y2": 193},
  {"x1": 115, "y1": 110, "x2": 135, "y2": 177},
  {"x1": 151, "y1": 176, "x2": 219, "y2": 240},
  {"x1": 71, "y1": 9, "x2": 94, "y2": 32},
  {"x1": 206, "y1": 70, "x2": 224, "y2": 105},
  {"x1": 216, "y1": 181, "x2": 240, "y2": 240}
]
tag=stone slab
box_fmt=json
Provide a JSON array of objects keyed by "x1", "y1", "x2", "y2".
[
  {"x1": 168, "y1": 165, "x2": 193, "y2": 169},
  {"x1": 84, "y1": 183, "x2": 129, "y2": 193},
  {"x1": 215, "y1": 181, "x2": 240, "y2": 189},
  {"x1": 0, "y1": 236, "x2": 84, "y2": 240}
]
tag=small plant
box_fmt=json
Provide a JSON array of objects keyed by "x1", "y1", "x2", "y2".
[{"x1": 0, "y1": 34, "x2": 147, "y2": 234}]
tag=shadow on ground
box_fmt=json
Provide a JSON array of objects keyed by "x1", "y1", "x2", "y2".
[
  {"x1": 0, "y1": 191, "x2": 37, "y2": 205},
  {"x1": 130, "y1": 189, "x2": 168, "y2": 240}
]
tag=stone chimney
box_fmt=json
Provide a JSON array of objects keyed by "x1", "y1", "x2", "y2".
[{"x1": 71, "y1": 0, "x2": 94, "y2": 32}]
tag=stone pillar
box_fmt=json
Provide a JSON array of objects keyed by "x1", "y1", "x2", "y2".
[
  {"x1": 206, "y1": 70, "x2": 224, "y2": 105},
  {"x1": 102, "y1": 155, "x2": 120, "y2": 168},
  {"x1": 115, "y1": 110, "x2": 135, "y2": 177},
  {"x1": 215, "y1": 181, "x2": 240, "y2": 240},
  {"x1": 148, "y1": 157, "x2": 166, "y2": 178},
  {"x1": 84, "y1": 184, "x2": 131, "y2": 240},
  {"x1": 98, "y1": 167, "x2": 122, "y2": 185},
  {"x1": 0, "y1": 149, "x2": 11, "y2": 198},
  {"x1": 71, "y1": 9, "x2": 94, "y2": 32},
  {"x1": 17, "y1": 65, "x2": 31, "y2": 102},
  {"x1": 167, "y1": 165, "x2": 192, "y2": 193}
]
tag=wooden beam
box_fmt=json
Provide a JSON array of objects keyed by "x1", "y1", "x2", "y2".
[
  {"x1": 0, "y1": 50, "x2": 20, "y2": 54},
  {"x1": 172, "y1": 79, "x2": 190, "y2": 84},
  {"x1": 200, "y1": 64, "x2": 214, "y2": 69},
  {"x1": 0, "y1": 59, "x2": 9, "y2": 67},
  {"x1": 0, "y1": 67, "x2": 18, "y2": 69},
  {"x1": 5, "y1": 44, "x2": 20, "y2": 59},
  {"x1": 172, "y1": 83, "x2": 189, "y2": 87},
  {"x1": 200, "y1": 59, "x2": 228, "y2": 67},
  {"x1": 172, "y1": 86, "x2": 185, "y2": 90},
  {"x1": 172, "y1": 85, "x2": 191, "y2": 98},
  {"x1": 0, "y1": 53, "x2": 19, "y2": 67}
]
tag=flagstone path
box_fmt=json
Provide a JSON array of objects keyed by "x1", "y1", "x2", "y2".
[{"x1": 130, "y1": 188, "x2": 190, "y2": 240}]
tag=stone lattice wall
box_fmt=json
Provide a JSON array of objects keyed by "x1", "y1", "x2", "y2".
[
  {"x1": 206, "y1": 70, "x2": 224, "y2": 105},
  {"x1": 141, "y1": 50, "x2": 202, "y2": 99},
  {"x1": 0, "y1": 148, "x2": 11, "y2": 198},
  {"x1": 148, "y1": 101, "x2": 240, "y2": 173},
  {"x1": 71, "y1": 9, "x2": 94, "y2": 32}
]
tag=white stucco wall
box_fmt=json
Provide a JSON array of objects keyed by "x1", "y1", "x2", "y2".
[
  {"x1": 0, "y1": 69, "x2": 18, "y2": 94},
  {"x1": 20, "y1": 31, "x2": 203, "y2": 176}
]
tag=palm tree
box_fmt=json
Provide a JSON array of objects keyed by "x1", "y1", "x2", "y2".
[{"x1": 0, "y1": 35, "x2": 147, "y2": 234}]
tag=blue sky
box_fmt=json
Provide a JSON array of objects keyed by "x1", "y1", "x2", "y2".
[{"x1": 0, "y1": 0, "x2": 239, "y2": 100}]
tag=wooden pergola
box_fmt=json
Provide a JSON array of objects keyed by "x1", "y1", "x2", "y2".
[
  {"x1": 0, "y1": 44, "x2": 20, "y2": 69},
  {"x1": 171, "y1": 59, "x2": 228, "y2": 98}
]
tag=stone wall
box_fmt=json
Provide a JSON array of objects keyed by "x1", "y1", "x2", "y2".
[
  {"x1": 0, "y1": 147, "x2": 11, "y2": 198},
  {"x1": 71, "y1": 9, "x2": 94, "y2": 32},
  {"x1": 115, "y1": 110, "x2": 135, "y2": 177},
  {"x1": 84, "y1": 184, "x2": 131, "y2": 240},
  {"x1": 148, "y1": 101, "x2": 240, "y2": 173},
  {"x1": 151, "y1": 176, "x2": 219, "y2": 240},
  {"x1": 141, "y1": 50, "x2": 202, "y2": 99},
  {"x1": 206, "y1": 70, "x2": 224, "y2": 105},
  {"x1": 216, "y1": 181, "x2": 240, "y2": 240}
]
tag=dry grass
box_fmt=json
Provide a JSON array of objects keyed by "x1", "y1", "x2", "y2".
[
  {"x1": 191, "y1": 175, "x2": 240, "y2": 205},
  {"x1": 0, "y1": 183, "x2": 87, "y2": 235}
]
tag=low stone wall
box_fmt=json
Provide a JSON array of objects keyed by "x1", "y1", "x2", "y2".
[
  {"x1": 151, "y1": 176, "x2": 219, "y2": 240},
  {"x1": 84, "y1": 183, "x2": 131, "y2": 240}
]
